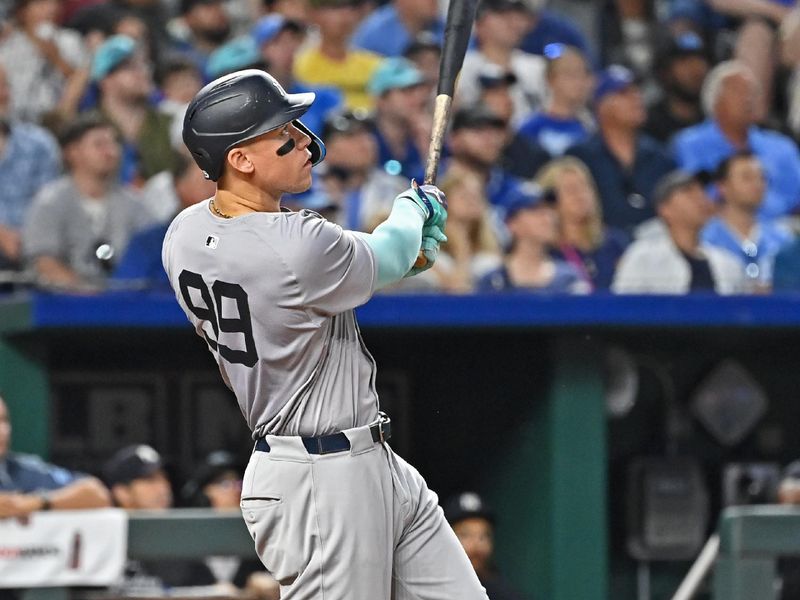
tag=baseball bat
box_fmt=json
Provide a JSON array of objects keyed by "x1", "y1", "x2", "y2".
[{"x1": 414, "y1": 0, "x2": 479, "y2": 268}]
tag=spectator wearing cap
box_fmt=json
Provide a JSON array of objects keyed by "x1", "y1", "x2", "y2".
[
  {"x1": 566, "y1": 65, "x2": 675, "y2": 234},
  {"x1": 458, "y1": 0, "x2": 547, "y2": 127},
  {"x1": 104, "y1": 444, "x2": 172, "y2": 510},
  {"x1": 443, "y1": 492, "x2": 530, "y2": 600},
  {"x1": 103, "y1": 444, "x2": 225, "y2": 593},
  {"x1": 205, "y1": 35, "x2": 266, "y2": 80},
  {"x1": 469, "y1": 64, "x2": 551, "y2": 181},
  {"x1": 0, "y1": 0, "x2": 86, "y2": 123},
  {"x1": 433, "y1": 170, "x2": 502, "y2": 293},
  {"x1": 517, "y1": 0, "x2": 591, "y2": 60},
  {"x1": 672, "y1": 60, "x2": 800, "y2": 220},
  {"x1": 612, "y1": 170, "x2": 744, "y2": 294},
  {"x1": 22, "y1": 113, "x2": 156, "y2": 291},
  {"x1": 367, "y1": 57, "x2": 430, "y2": 181},
  {"x1": 167, "y1": 0, "x2": 232, "y2": 71},
  {"x1": 445, "y1": 106, "x2": 526, "y2": 216},
  {"x1": 644, "y1": 31, "x2": 710, "y2": 143},
  {"x1": 477, "y1": 185, "x2": 587, "y2": 294},
  {"x1": 516, "y1": 43, "x2": 594, "y2": 158},
  {"x1": 293, "y1": 0, "x2": 383, "y2": 111},
  {"x1": 114, "y1": 153, "x2": 215, "y2": 288},
  {"x1": 0, "y1": 63, "x2": 61, "y2": 271},
  {"x1": 352, "y1": 0, "x2": 444, "y2": 57},
  {"x1": 317, "y1": 109, "x2": 407, "y2": 230},
  {"x1": 535, "y1": 156, "x2": 630, "y2": 291},
  {"x1": 179, "y1": 450, "x2": 280, "y2": 598},
  {"x1": 0, "y1": 393, "x2": 111, "y2": 517},
  {"x1": 701, "y1": 151, "x2": 793, "y2": 292},
  {"x1": 90, "y1": 34, "x2": 177, "y2": 185},
  {"x1": 252, "y1": 13, "x2": 342, "y2": 135},
  {"x1": 181, "y1": 450, "x2": 243, "y2": 509}
]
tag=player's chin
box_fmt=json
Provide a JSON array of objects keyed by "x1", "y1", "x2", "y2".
[{"x1": 286, "y1": 173, "x2": 314, "y2": 194}]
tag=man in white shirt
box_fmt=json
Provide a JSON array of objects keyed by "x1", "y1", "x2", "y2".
[{"x1": 613, "y1": 170, "x2": 745, "y2": 294}]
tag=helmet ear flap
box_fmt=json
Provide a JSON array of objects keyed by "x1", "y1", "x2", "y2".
[
  {"x1": 293, "y1": 120, "x2": 326, "y2": 166},
  {"x1": 192, "y1": 148, "x2": 217, "y2": 181}
]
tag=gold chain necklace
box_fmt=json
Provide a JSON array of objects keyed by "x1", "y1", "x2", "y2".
[{"x1": 210, "y1": 198, "x2": 233, "y2": 219}]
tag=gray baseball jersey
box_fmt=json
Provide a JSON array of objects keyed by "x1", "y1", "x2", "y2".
[{"x1": 162, "y1": 200, "x2": 380, "y2": 438}]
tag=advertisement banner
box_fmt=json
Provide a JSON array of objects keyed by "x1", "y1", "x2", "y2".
[{"x1": 0, "y1": 509, "x2": 127, "y2": 587}]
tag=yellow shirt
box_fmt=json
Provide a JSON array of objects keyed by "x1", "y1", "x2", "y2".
[{"x1": 294, "y1": 46, "x2": 383, "y2": 111}]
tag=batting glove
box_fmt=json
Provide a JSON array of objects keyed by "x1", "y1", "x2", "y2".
[
  {"x1": 401, "y1": 180, "x2": 448, "y2": 234},
  {"x1": 405, "y1": 225, "x2": 448, "y2": 278}
]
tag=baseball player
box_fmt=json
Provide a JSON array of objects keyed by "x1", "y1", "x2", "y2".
[{"x1": 163, "y1": 69, "x2": 488, "y2": 599}]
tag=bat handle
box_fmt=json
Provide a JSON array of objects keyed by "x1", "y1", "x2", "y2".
[
  {"x1": 424, "y1": 94, "x2": 453, "y2": 186},
  {"x1": 415, "y1": 94, "x2": 453, "y2": 268}
]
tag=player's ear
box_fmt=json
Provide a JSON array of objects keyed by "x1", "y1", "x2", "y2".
[{"x1": 225, "y1": 147, "x2": 255, "y2": 176}]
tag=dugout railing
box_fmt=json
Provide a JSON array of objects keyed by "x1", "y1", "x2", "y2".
[{"x1": 713, "y1": 505, "x2": 800, "y2": 600}]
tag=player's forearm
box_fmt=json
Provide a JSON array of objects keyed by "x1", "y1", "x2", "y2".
[
  {"x1": 356, "y1": 198, "x2": 425, "y2": 289},
  {"x1": 46, "y1": 477, "x2": 112, "y2": 510},
  {"x1": 33, "y1": 256, "x2": 83, "y2": 288}
]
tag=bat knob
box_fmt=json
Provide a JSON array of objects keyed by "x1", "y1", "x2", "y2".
[{"x1": 414, "y1": 252, "x2": 427, "y2": 269}]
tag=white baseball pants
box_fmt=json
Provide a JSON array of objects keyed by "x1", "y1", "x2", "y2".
[{"x1": 240, "y1": 422, "x2": 489, "y2": 599}]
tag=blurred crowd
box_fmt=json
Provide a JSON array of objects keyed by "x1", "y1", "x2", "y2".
[{"x1": 1, "y1": 0, "x2": 800, "y2": 296}]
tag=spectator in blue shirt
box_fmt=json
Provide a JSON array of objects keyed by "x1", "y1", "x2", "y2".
[
  {"x1": 477, "y1": 186, "x2": 587, "y2": 294},
  {"x1": 517, "y1": 43, "x2": 594, "y2": 158},
  {"x1": 0, "y1": 64, "x2": 61, "y2": 270},
  {"x1": 367, "y1": 57, "x2": 429, "y2": 181},
  {"x1": 351, "y1": 0, "x2": 444, "y2": 57},
  {"x1": 701, "y1": 151, "x2": 794, "y2": 291},
  {"x1": 567, "y1": 65, "x2": 675, "y2": 233},
  {"x1": 773, "y1": 238, "x2": 800, "y2": 292},
  {"x1": 673, "y1": 60, "x2": 800, "y2": 220},
  {"x1": 518, "y1": 0, "x2": 592, "y2": 60},
  {"x1": 114, "y1": 153, "x2": 215, "y2": 289},
  {"x1": 475, "y1": 65, "x2": 552, "y2": 180},
  {"x1": 0, "y1": 393, "x2": 111, "y2": 517}
]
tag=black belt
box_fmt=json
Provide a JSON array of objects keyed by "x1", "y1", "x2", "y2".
[{"x1": 256, "y1": 415, "x2": 391, "y2": 455}]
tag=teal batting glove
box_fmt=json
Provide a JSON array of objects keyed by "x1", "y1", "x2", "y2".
[
  {"x1": 405, "y1": 225, "x2": 447, "y2": 278},
  {"x1": 402, "y1": 180, "x2": 448, "y2": 232}
]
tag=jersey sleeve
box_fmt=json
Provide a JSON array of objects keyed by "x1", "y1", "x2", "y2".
[{"x1": 271, "y1": 211, "x2": 377, "y2": 315}]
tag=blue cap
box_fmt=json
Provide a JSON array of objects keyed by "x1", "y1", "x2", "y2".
[
  {"x1": 504, "y1": 183, "x2": 550, "y2": 221},
  {"x1": 593, "y1": 64, "x2": 636, "y2": 104},
  {"x1": 367, "y1": 57, "x2": 425, "y2": 96},
  {"x1": 206, "y1": 36, "x2": 262, "y2": 79},
  {"x1": 252, "y1": 14, "x2": 304, "y2": 46},
  {"x1": 91, "y1": 34, "x2": 137, "y2": 82}
]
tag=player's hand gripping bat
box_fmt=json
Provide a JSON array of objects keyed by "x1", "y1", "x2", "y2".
[{"x1": 414, "y1": 0, "x2": 479, "y2": 268}]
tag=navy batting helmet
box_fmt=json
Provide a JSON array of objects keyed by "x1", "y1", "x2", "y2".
[{"x1": 182, "y1": 69, "x2": 326, "y2": 181}]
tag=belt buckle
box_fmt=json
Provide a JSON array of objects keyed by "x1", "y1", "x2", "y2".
[{"x1": 376, "y1": 412, "x2": 391, "y2": 443}]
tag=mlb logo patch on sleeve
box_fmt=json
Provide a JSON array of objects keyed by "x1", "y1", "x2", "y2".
[{"x1": 206, "y1": 235, "x2": 219, "y2": 249}]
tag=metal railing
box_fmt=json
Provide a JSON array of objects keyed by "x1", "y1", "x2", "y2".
[{"x1": 671, "y1": 505, "x2": 800, "y2": 600}]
